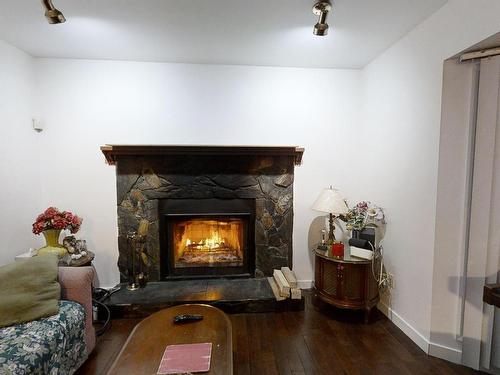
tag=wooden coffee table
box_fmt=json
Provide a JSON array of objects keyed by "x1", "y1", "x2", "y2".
[{"x1": 107, "y1": 304, "x2": 233, "y2": 375}]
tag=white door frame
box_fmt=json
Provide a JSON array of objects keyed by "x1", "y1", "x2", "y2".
[{"x1": 462, "y1": 55, "x2": 500, "y2": 370}]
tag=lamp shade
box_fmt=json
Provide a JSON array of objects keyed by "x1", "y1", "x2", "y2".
[{"x1": 311, "y1": 188, "x2": 348, "y2": 215}]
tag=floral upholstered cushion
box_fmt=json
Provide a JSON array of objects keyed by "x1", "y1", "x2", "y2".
[{"x1": 0, "y1": 300, "x2": 87, "y2": 375}]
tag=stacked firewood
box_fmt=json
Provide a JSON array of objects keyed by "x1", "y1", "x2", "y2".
[{"x1": 267, "y1": 267, "x2": 302, "y2": 301}]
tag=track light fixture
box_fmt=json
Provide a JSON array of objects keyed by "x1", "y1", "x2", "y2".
[
  {"x1": 41, "y1": 0, "x2": 66, "y2": 24},
  {"x1": 312, "y1": 1, "x2": 332, "y2": 36}
]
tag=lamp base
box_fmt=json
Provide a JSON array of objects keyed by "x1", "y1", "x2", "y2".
[{"x1": 327, "y1": 213, "x2": 336, "y2": 244}]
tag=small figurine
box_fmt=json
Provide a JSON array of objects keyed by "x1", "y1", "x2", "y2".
[
  {"x1": 62, "y1": 235, "x2": 88, "y2": 262},
  {"x1": 317, "y1": 229, "x2": 328, "y2": 251},
  {"x1": 321, "y1": 229, "x2": 327, "y2": 245}
]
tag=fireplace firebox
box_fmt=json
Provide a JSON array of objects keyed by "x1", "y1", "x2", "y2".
[{"x1": 159, "y1": 198, "x2": 255, "y2": 279}]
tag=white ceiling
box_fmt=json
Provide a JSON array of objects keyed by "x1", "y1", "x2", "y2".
[{"x1": 0, "y1": 0, "x2": 447, "y2": 69}]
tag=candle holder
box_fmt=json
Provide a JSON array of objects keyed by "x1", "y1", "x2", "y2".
[{"x1": 331, "y1": 241, "x2": 345, "y2": 259}]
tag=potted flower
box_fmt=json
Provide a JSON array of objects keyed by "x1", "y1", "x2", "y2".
[
  {"x1": 32, "y1": 207, "x2": 83, "y2": 258},
  {"x1": 340, "y1": 201, "x2": 385, "y2": 231}
]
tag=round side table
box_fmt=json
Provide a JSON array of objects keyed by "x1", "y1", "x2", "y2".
[{"x1": 313, "y1": 248, "x2": 379, "y2": 323}]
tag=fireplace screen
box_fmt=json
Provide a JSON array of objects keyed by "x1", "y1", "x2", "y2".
[
  {"x1": 172, "y1": 218, "x2": 244, "y2": 268},
  {"x1": 159, "y1": 198, "x2": 255, "y2": 279}
]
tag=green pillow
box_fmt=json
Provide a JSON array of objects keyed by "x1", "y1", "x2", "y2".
[{"x1": 0, "y1": 254, "x2": 61, "y2": 328}]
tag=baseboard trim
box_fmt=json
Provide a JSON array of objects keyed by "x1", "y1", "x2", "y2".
[
  {"x1": 378, "y1": 302, "x2": 463, "y2": 364},
  {"x1": 428, "y1": 342, "x2": 462, "y2": 364},
  {"x1": 378, "y1": 302, "x2": 429, "y2": 353}
]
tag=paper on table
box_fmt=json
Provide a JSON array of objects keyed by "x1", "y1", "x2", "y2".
[{"x1": 157, "y1": 342, "x2": 212, "y2": 374}]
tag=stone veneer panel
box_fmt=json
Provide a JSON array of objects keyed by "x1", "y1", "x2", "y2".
[{"x1": 115, "y1": 154, "x2": 296, "y2": 282}]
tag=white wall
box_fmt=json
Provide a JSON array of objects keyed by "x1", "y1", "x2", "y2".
[
  {"x1": 0, "y1": 40, "x2": 41, "y2": 265},
  {"x1": 361, "y1": 0, "x2": 500, "y2": 358},
  {"x1": 33, "y1": 59, "x2": 362, "y2": 287}
]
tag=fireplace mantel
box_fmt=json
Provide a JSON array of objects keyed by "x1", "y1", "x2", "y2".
[{"x1": 100, "y1": 145, "x2": 304, "y2": 166}]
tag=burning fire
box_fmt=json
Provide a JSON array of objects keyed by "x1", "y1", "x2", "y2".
[
  {"x1": 185, "y1": 233, "x2": 227, "y2": 251},
  {"x1": 173, "y1": 218, "x2": 244, "y2": 267}
]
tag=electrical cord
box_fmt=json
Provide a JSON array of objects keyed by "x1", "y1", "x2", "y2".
[
  {"x1": 370, "y1": 239, "x2": 389, "y2": 290},
  {"x1": 355, "y1": 221, "x2": 388, "y2": 289},
  {"x1": 92, "y1": 299, "x2": 111, "y2": 336},
  {"x1": 93, "y1": 286, "x2": 121, "y2": 301},
  {"x1": 92, "y1": 286, "x2": 121, "y2": 336}
]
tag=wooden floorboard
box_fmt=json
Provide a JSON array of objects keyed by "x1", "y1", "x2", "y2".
[{"x1": 76, "y1": 290, "x2": 481, "y2": 375}]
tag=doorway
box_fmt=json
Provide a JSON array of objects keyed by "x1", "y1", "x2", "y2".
[{"x1": 432, "y1": 34, "x2": 500, "y2": 372}]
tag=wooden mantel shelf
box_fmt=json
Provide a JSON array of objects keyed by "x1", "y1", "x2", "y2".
[{"x1": 100, "y1": 145, "x2": 304, "y2": 166}]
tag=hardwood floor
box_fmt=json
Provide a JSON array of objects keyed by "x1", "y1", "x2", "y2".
[{"x1": 76, "y1": 290, "x2": 480, "y2": 375}]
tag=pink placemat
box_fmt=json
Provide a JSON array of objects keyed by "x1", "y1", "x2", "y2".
[{"x1": 157, "y1": 342, "x2": 212, "y2": 374}]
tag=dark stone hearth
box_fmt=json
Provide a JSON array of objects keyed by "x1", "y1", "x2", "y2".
[
  {"x1": 114, "y1": 153, "x2": 298, "y2": 282},
  {"x1": 105, "y1": 279, "x2": 305, "y2": 318}
]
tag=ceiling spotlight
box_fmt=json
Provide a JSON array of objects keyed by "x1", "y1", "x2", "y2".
[
  {"x1": 41, "y1": 0, "x2": 66, "y2": 24},
  {"x1": 312, "y1": 1, "x2": 332, "y2": 36}
]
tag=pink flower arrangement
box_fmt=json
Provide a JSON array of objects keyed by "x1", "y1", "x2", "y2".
[
  {"x1": 340, "y1": 201, "x2": 385, "y2": 230},
  {"x1": 32, "y1": 207, "x2": 83, "y2": 235}
]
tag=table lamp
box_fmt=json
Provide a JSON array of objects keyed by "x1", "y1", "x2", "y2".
[{"x1": 312, "y1": 187, "x2": 348, "y2": 244}]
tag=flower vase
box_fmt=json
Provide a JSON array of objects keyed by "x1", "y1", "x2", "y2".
[{"x1": 38, "y1": 229, "x2": 67, "y2": 258}]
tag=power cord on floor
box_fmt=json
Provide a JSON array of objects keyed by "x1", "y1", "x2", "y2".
[{"x1": 92, "y1": 286, "x2": 120, "y2": 336}]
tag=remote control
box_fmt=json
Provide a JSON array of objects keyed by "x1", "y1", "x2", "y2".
[{"x1": 173, "y1": 314, "x2": 204, "y2": 324}]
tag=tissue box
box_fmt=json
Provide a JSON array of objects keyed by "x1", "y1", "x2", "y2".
[{"x1": 350, "y1": 246, "x2": 373, "y2": 260}]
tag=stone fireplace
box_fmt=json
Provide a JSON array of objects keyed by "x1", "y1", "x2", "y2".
[{"x1": 101, "y1": 145, "x2": 304, "y2": 282}]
